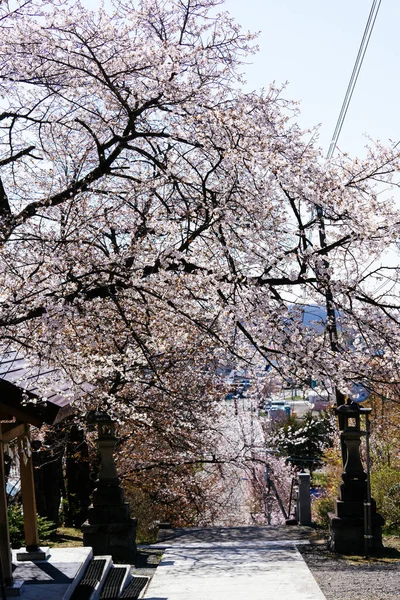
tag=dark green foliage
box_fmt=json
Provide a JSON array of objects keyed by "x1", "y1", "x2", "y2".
[
  {"x1": 8, "y1": 504, "x2": 57, "y2": 548},
  {"x1": 371, "y1": 466, "x2": 400, "y2": 533},
  {"x1": 312, "y1": 494, "x2": 335, "y2": 529},
  {"x1": 271, "y1": 410, "x2": 335, "y2": 472}
]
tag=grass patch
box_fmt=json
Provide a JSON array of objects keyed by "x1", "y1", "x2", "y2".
[
  {"x1": 47, "y1": 526, "x2": 83, "y2": 548},
  {"x1": 339, "y1": 536, "x2": 400, "y2": 565}
]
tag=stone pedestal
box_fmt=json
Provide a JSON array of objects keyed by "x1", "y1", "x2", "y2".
[
  {"x1": 82, "y1": 414, "x2": 136, "y2": 561},
  {"x1": 296, "y1": 473, "x2": 311, "y2": 526},
  {"x1": 82, "y1": 514, "x2": 137, "y2": 562},
  {"x1": 16, "y1": 546, "x2": 50, "y2": 561},
  {"x1": 3, "y1": 579, "x2": 24, "y2": 596},
  {"x1": 328, "y1": 479, "x2": 384, "y2": 553}
]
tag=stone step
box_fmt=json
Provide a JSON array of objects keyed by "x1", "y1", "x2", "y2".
[
  {"x1": 119, "y1": 576, "x2": 149, "y2": 599},
  {"x1": 99, "y1": 565, "x2": 131, "y2": 599},
  {"x1": 69, "y1": 555, "x2": 112, "y2": 600}
]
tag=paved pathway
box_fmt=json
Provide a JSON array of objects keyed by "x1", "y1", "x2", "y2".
[{"x1": 144, "y1": 526, "x2": 327, "y2": 600}]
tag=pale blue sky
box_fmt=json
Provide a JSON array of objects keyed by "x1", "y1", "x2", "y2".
[
  {"x1": 223, "y1": 0, "x2": 400, "y2": 158},
  {"x1": 222, "y1": 1, "x2": 400, "y2": 275},
  {"x1": 85, "y1": 0, "x2": 399, "y2": 159}
]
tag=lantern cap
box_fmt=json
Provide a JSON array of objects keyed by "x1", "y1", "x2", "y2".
[
  {"x1": 335, "y1": 401, "x2": 360, "y2": 415},
  {"x1": 86, "y1": 410, "x2": 113, "y2": 424}
]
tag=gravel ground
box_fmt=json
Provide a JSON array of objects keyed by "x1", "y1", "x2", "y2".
[
  {"x1": 299, "y1": 538, "x2": 400, "y2": 600},
  {"x1": 131, "y1": 547, "x2": 163, "y2": 578}
]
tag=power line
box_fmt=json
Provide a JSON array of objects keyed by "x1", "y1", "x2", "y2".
[
  {"x1": 327, "y1": 0, "x2": 382, "y2": 159},
  {"x1": 311, "y1": 2, "x2": 382, "y2": 409}
]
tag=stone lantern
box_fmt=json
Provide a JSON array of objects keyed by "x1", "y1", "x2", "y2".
[
  {"x1": 328, "y1": 401, "x2": 384, "y2": 554},
  {"x1": 81, "y1": 411, "x2": 137, "y2": 560},
  {"x1": 93, "y1": 412, "x2": 118, "y2": 483},
  {"x1": 337, "y1": 402, "x2": 365, "y2": 482}
]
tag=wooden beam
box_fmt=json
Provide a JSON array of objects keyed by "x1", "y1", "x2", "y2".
[
  {"x1": 0, "y1": 404, "x2": 42, "y2": 428},
  {"x1": 0, "y1": 425, "x2": 13, "y2": 584},
  {"x1": 18, "y1": 424, "x2": 40, "y2": 551},
  {"x1": 1, "y1": 423, "x2": 26, "y2": 443},
  {"x1": 0, "y1": 408, "x2": 15, "y2": 421},
  {"x1": 0, "y1": 378, "x2": 72, "y2": 427}
]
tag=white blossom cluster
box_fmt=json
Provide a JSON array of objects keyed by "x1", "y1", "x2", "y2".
[{"x1": 0, "y1": 0, "x2": 400, "y2": 428}]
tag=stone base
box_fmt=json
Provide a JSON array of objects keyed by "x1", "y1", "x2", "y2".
[
  {"x1": 16, "y1": 546, "x2": 50, "y2": 561},
  {"x1": 82, "y1": 518, "x2": 137, "y2": 562},
  {"x1": 328, "y1": 513, "x2": 385, "y2": 554},
  {"x1": 4, "y1": 580, "x2": 24, "y2": 596},
  {"x1": 87, "y1": 502, "x2": 131, "y2": 523}
]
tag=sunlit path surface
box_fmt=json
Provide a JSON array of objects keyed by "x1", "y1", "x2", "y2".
[{"x1": 144, "y1": 527, "x2": 326, "y2": 600}]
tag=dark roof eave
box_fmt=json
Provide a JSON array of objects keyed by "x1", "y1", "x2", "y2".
[{"x1": 0, "y1": 379, "x2": 74, "y2": 426}]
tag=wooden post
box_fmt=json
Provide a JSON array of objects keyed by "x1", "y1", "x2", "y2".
[
  {"x1": 0, "y1": 425, "x2": 13, "y2": 585},
  {"x1": 18, "y1": 425, "x2": 39, "y2": 551}
]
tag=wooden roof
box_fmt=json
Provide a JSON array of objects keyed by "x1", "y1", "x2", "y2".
[{"x1": 0, "y1": 350, "x2": 76, "y2": 427}]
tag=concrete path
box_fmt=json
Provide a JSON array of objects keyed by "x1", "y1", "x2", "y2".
[{"x1": 144, "y1": 527, "x2": 327, "y2": 600}]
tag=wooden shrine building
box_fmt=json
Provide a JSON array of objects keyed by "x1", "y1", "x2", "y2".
[{"x1": 0, "y1": 350, "x2": 74, "y2": 588}]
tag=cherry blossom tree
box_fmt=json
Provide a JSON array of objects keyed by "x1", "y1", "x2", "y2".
[{"x1": 1, "y1": 0, "x2": 400, "y2": 428}]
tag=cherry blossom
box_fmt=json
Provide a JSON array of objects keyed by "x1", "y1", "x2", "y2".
[{"x1": 1, "y1": 0, "x2": 400, "y2": 429}]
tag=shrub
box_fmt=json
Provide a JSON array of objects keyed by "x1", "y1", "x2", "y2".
[
  {"x1": 271, "y1": 410, "x2": 336, "y2": 473},
  {"x1": 370, "y1": 466, "x2": 400, "y2": 533},
  {"x1": 8, "y1": 504, "x2": 57, "y2": 548},
  {"x1": 312, "y1": 494, "x2": 335, "y2": 529}
]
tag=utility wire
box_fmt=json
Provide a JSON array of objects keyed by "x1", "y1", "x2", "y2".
[
  {"x1": 327, "y1": 0, "x2": 382, "y2": 159},
  {"x1": 314, "y1": 0, "x2": 382, "y2": 407}
]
